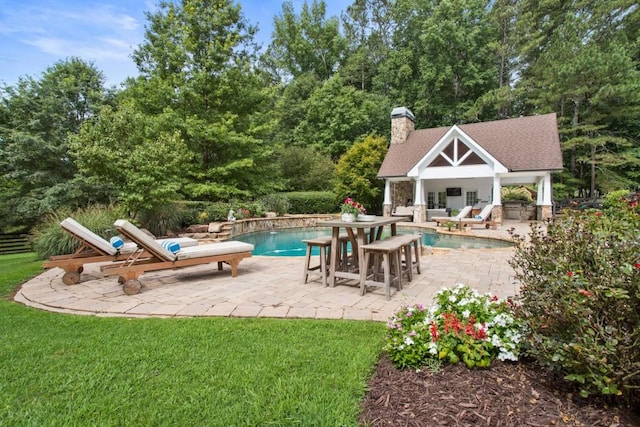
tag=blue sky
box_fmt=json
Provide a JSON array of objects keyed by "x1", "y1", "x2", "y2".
[{"x1": 0, "y1": 0, "x2": 345, "y2": 88}]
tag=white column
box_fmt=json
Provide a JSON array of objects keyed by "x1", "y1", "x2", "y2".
[
  {"x1": 543, "y1": 174, "x2": 552, "y2": 205},
  {"x1": 383, "y1": 180, "x2": 391, "y2": 205},
  {"x1": 413, "y1": 178, "x2": 423, "y2": 205},
  {"x1": 492, "y1": 175, "x2": 502, "y2": 205},
  {"x1": 536, "y1": 177, "x2": 544, "y2": 205}
]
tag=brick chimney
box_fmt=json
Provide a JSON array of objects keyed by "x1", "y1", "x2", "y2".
[{"x1": 391, "y1": 107, "x2": 415, "y2": 144}]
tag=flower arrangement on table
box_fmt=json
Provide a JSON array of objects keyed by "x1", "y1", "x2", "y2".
[
  {"x1": 384, "y1": 284, "x2": 522, "y2": 370},
  {"x1": 340, "y1": 197, "x2": 366, "y2": 216}
]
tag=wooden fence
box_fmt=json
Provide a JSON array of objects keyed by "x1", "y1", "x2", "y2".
[{"x1": 0, "y1": 234, "x2": 32, "y2": 255}]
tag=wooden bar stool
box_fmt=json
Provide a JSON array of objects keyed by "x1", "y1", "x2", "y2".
[
  {"x1": 302, "y1": 237, "x2": 332, "y2": 286},
  {"x1": 359, "y1": 238, "x2": 404, "y2": 300},
  {"x1": 338, "y1": 234, "x2": 352, "y2": 271},
  {"x1": 392, "y1": 234, "x2": 422, "y2": 282}
]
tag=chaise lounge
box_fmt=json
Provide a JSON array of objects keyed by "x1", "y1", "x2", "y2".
[
  {"x1": 432, "y1": 206, "x2": 473, "y2": 227},
  {"x1": 101, "y1": 219, "x2": 254, "y2": 295},
  {"x1": 458, "y1": 204, "x2": 498, "y2": 229},
  {"x1": 43, "y1": 217, "x2": 198, "y2": 285}
]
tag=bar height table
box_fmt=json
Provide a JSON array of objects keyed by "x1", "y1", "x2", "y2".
[{"x1": 316, "y1": 216, "x2": 404, "y2": 287}]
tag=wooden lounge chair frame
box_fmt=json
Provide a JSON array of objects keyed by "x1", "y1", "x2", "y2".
[
  {"x1": 458, "y1": 204, "x2": 498, "y2": 229},
  {"x1": 101, "y1": 220, "x2": 254, "y2": 295},
  {"x1": 43, "y1": 217, "x2": 198, "y2": 286}
]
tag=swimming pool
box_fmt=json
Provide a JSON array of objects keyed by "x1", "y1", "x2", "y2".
[{"x1": 232, "y1": 227, "x2": 512, "y2": 256}]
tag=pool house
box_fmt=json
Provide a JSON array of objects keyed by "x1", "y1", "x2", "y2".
[{"x1": 378, "y1": 107, "x2": 564, "y2": 224}]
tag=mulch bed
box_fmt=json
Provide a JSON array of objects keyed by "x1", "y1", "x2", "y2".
[{"x1": 360, "y1": 356, "x2": 640, "y2": 426}]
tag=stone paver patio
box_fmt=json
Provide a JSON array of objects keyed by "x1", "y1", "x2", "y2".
[{"x1": 15, "y1": 220, "x2": 534, "y2": 321}]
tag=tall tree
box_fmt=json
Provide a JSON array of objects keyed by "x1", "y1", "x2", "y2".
[
  {"x1": 69, "y1": 103, "x2": 191, "y2": 217},
  {"x1": 125, "y1": 0, "x2": 280, "y2": 200},
  {"x1": 416, "y1": 0, "x2": 499, "y2": 125},
  {"x1": 375, "y1": 0, "x2": 498, "y2": 127},
  {"x1": 373, "y1": 0, "x2": 434, "y2": 110},
  {"x1": 270, "y1": 72, "x2": 323, "y2": 147},
  {"x1": 516, "y1": 0, "x2": 640, "y2": 196},
  {"x1": 292, "y1": 75, "x2": 391, "y2": 159},
  {"x1": 0, "y1": 58, "x2": 109, "y2": 230},
  {"x1": 469, "y1": 0, "x2": 520, "y2": 120},
  {"x1": 263, "y1": 0, "x2": 346, "y2": 81},
  {"x1": 340, "y1": 0, "x2": 395, "y2": 91}
]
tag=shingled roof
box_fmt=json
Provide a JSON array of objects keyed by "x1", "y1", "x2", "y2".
[{"x1": 378, "y1": 113, "x2": 563, "y2": 178}]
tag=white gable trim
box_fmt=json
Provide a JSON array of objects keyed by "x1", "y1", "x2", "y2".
[{"x1": 407, "y1": 125, "x2": 508, "y2": 178}]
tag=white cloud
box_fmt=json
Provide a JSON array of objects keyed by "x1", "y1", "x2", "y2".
[
  {"x1": 3, "y1": 2, "x2": 143, "y2": 59},
  {"x1": 0, "y1": 1, "x2": 146, "y2": 85},
  {"x1": 25, "y1": 36, "x2": 133, "y2": 62},
  {"x1": 56, "y1": 7, "x2": 140, "y2": 32}
]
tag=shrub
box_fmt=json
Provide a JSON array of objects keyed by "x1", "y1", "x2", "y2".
[
  {"x1": 138, "y1": 202, "x2": 187, "y2": 236},
  {"x1": 501, "y1": 186, "x2": 534, "y2": 204},
  {"x1": 279, "y1": 146, "x2": 335, "y2": 191},
  {"x1": 178, "y1": 201, "x2": 210, "y2": 224},
  {"x1": 179, "y1": 201, "x2": 233, "y2": 223},
  {"x1": 285, "y1": 192, "x2": 337, "y2": 214},
  {"x1": 32, "y1": 205, "x2": 123, "y2": 259},
  {"x1": 232, "y1": 200, "x2": 266, "y2": 219},
  {"x1": 334, "y1": 135, "x2": 387, "y2": 214},
  {"x1": 206, "y1": 202, "x2": 235, "y2": 222},
  {"x1": 509, "y1": 206, "x2": 640, "y2": 403},
  {"x1": 602, "y1": 189, "x2": 632, "y2": 209},
  {"x1": 260, "y1": 194, "x2": 290, "y2": 215},
  {"x1": 385, "y1": 285, "x2": 522, "y2": 370},
  {"x1": 181, "y1": 199, "x2": 278, "y2": 224}
]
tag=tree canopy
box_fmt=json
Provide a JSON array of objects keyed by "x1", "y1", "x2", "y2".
[
  {"x1": 1, "y1": 0, "x2": 638, "y2": 231},
  {"x1": 0, "y1": 58, "x2": 110, "y2": 230}
]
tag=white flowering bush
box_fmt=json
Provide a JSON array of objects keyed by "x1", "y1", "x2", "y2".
[{"x1": 385, "y1": 284, "x2": 522, "y2": 369}]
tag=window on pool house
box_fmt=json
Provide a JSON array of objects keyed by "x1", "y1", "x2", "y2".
[
  {"x1": 437, "y1": 191, "x2": 447, "y2": 208},
  {"x1": 427, "y1": 192, "x2": 436, "y2": 209},
  {"x1": 465, "y1": 190, "x2": 478, "y2": 207}
]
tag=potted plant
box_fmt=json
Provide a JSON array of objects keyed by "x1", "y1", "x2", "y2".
[{"x1": 341, "y1": 197, "x2": 364, "y2": 222}]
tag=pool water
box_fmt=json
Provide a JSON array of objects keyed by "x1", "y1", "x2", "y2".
[{"x1": 233, "y1": 227, "x2": 512, "y2": 257}]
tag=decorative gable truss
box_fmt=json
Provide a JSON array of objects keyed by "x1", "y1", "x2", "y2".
[
  {"x1": 408, "y1": 126, "x2": 507, "y2": 180},
  {"x1": 428, "y1": 137, "x2": 485, "y2": 167}
]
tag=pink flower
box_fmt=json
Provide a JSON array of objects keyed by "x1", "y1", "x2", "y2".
[
  {"x1": 567, "y1": 271, "x2": 574, "y2": 277},
  {"x1": 387, "y1": 320, "x2": 396, "y2": 329},
  {"x1": 594, "y1": 211, "x2": 602, "y2": 217}
]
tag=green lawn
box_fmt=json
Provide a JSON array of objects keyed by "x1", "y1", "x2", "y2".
[{"x1": 0, "y1": 253, "x2": 385, "y2": 426}]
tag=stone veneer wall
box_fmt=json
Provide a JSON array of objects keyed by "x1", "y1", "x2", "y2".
[
  {"x1": 393, "y1": 181, "x2": 414, "y2": 208},
  {"x1": 537, "y1": 205, "x2": 553, "y2": 220},
  {"x1": 490, "y1": 206, "x2": 503, "y2": 224},
  {"x1": 413, "y1": 205, "x2": 426, "y2": 223},
  {"x1": 228, "y1": 215, "x2": 335, "y2": 238},
  {"x1": 391, "y1": 114, "x2": 415, "y2": 145}
]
